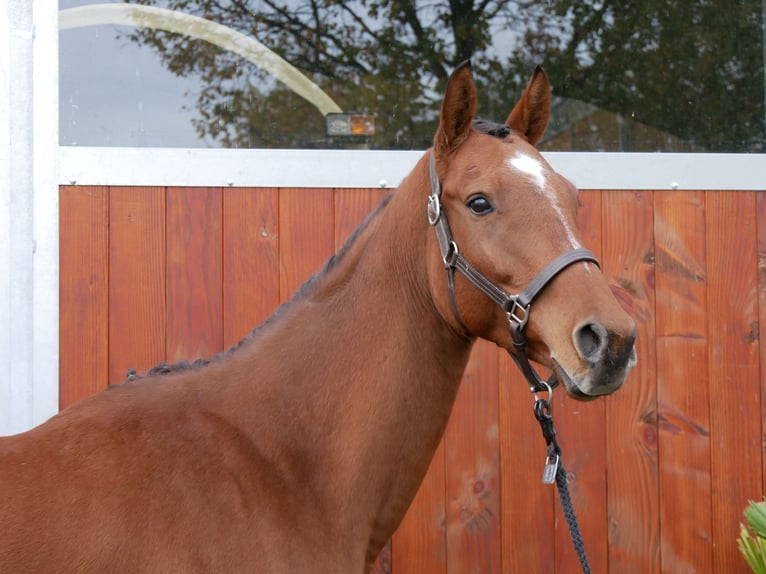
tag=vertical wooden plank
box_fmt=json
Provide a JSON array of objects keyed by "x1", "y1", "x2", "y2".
[
  {"x1": 333, "y1": 188, "x2": 390, "y2": 249},
  {"x1": 759, "y1": 192, "x2": 766, "y2": 497},
  {"x1": 553, "y1": 189, "x2": 608, "y2": 573},
  {"x1": 393, "y1": 442, "x2": 448, "y2": 574},
  {"x1": 222, "y1": 188, "x2": 279, "y2": 348},
  {"x1": 654, "y1": 190, "x2": 712, "y2": 573},
  {"x1": 706, "y1": 190, "x2": 761, "y2": 573},
  {"x1": 59, "y1": 185, "x2": 108, "y2": 409},
  {"x1": 602, "y1": 190, "x2": 660, "y2": 573},
  {"x1": 278, "y1": 188, "x2": 334, "y2": 303},
  {"x1": 109, "y1": 186, "x2": 166, "y2": 384},
  {"x1": 166, "y1": 187, "x2": 223, "y2": 362},
  {"x1": 444, "y1": 339, "x2": 500, "y2": 573},
  {"x1": 499, "y1": 352, "x2": 555, "y2": 573}
]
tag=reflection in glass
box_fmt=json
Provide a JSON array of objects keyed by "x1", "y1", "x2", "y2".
[{"x1": 60, "y1": 0, "x2": 766, "y2": 151}]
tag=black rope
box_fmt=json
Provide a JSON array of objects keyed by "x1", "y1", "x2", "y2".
[
  {"x1": 552, "y1": 448, "x2": 592, "y2": 574},
  {"x1": 534, "y1": 395, "x2": 592, "y2": 574}
]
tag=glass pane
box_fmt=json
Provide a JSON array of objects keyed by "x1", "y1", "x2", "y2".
[{"x1": 60, "y1": 0, "x2": 766, "y2": 151}]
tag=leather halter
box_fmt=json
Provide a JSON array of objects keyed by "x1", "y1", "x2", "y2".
[{"x1": 427, "y1": 153, "x2": 599, "y2": 392}]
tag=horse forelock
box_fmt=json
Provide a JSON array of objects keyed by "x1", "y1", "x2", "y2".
[{"x1": 472, "y1": 118, "x2": 511, "y2": 139}]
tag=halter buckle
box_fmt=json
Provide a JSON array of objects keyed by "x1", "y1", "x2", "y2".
[
  {"x1": 427, "y1": 194, "x2": 441, "y2": 225},
  {"x1": 507, "y1": 297, "x2": 530, "y2": 330}
]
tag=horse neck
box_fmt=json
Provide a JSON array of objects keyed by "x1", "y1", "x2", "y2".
[{"x1": 208, "y1": 156, "x2": 474, "y2": 554}]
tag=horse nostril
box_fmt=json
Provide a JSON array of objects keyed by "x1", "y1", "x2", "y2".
[{"x1": 574, "y1": 322, "x2": 608, "y2": 363}]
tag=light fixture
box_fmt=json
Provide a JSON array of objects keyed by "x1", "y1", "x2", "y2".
[{"x1": 326, "y1": 113, "x2": 375, "y2": 137}]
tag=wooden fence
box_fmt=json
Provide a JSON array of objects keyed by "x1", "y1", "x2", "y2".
[{"x1": 59, "y1": 184, "x2": 766, "y2": 573}]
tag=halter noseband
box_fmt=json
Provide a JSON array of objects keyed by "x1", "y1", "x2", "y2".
[{"x1": 427, "y1": 152, "x2": 599, "y2": 392}]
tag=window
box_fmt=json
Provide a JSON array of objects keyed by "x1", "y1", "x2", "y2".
[{"x1": 60, "y1": 0, "x2": 766, "y2": 152}]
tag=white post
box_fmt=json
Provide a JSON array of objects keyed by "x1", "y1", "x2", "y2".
[
  {"x1": 0, "y1": 0, "x2": 59, "y2": 435},
  {"x1": 0, "y1": 0, "x2": 12, "y2": 434}
]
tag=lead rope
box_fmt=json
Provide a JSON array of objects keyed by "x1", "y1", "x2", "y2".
[{"x1": 532, "y1": 383, "x2": 592, "y2": 574}]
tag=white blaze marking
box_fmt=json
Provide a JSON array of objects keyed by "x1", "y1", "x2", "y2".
[
  {"x1": 508, "y1": 152, "x2": 583, "y2": 251},
  {"x1": 510, "y1": 153, "x2": 547, "y2": 190}
]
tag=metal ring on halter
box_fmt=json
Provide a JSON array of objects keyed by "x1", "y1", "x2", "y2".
[
  {"x1": 442, "y1": 240, "x2": 459, "y2": 267},
  {"x1": 530, "y1": 380, "x2": 553, "y2": 403}
]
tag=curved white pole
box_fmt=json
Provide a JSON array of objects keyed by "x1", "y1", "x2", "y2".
[{"x1": 59, "y1": 4, "x2": 343, "y2": 116}]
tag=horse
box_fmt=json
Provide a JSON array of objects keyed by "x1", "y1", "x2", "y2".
[{"x1": 0, "y1": 62, "x2": 636, "y2": 573}]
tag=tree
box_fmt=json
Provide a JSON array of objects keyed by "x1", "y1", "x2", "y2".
[
  {"x1": 125, "y1": 0, "x2": 765, "y2": 151},
  {"x1": 508, "y1": 0, "x2": 765, "y2": 151}
]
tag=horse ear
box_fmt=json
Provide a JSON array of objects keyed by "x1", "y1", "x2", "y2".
[
  {"x1": 506, "y1": 65, "x2": 551, "y2": 146},
  {"x1": 434, "y1": 60, "x2": 478, "y2": 158}
]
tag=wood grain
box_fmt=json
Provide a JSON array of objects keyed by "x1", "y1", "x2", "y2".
[
  {"x1": 222, "y1": 187, "x2": 280, "y2": 348},
  {"x1": 55, "y1": 185, "x2": 766, "y2": 573},
  {"x1": 706, "y1": 190, "x2": 761, "y2": 573},
  {"x1": 333, "y1": 188, "x2": 390, "y2": 250},
  {"x1": 108, "y1": 187, "x2": 166, "y2": 384},
  {"x1": 392, "y1": 440, "x2": 448, "y2": 574},
  {"x1": 758, "y1": 192, "x2": 766, "y2": 497},
  {"x1": 499, "y1": 350, "x2": 555, "y2": 573},
  {"x1": 445, "y1": 339, "x2": 500, "y2": 573},
  {"x1": 602, "y1": 190, "x2": 660, "y2": 573},
  {"x1": 166, "y1": 187, "x2": 222, "y2": 363},
  {"x1": 278, "y1": 188, "x2": 334, "y2": 303},
  {"x1": 654, "y1": 190, "x2": 712, "y2": 573},
  {"x1": 59, "y1": 186, "x2": 108, "y2": 409}
]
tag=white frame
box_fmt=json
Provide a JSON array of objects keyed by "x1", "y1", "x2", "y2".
[{"x1": 61, "y1": 147, "x2": 766, "y2": 191}]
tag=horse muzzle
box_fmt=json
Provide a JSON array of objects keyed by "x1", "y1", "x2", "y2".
[{"x1": 554, "y1": 324, "x2": 638, "y2": 400}]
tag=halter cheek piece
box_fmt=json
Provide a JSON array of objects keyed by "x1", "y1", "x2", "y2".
[{"x1": 427, "y1": 153, "x2": 599, "y2": 392}]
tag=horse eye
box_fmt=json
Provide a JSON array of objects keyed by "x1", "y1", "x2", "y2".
[{"x1": 466, "y1": 195, "x2": 494, "y2": 216}]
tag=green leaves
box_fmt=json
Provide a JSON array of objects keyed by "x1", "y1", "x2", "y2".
[
  {"x1": 738, "y1": 500, "x2": 766, "y2": 574},
  {"x1": 746, "y1": 500, "x2": 766, "y2": 539}
]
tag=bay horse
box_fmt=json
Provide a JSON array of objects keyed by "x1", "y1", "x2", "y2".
[{"x1": 0, "y1": 62, "x2": 636, "y2": 573}]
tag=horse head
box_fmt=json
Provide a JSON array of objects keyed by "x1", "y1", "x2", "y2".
[{"x1": 427, "y1": 61, "x2": 637, "y2": 399}]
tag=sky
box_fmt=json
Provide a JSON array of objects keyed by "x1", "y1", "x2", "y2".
[{"x1": 61, "y1": 0, "x2": 223, "y2": 147}]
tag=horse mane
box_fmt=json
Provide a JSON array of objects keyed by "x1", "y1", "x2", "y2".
[
  {"x1": 121, "y1": 193, "x2": 395, "y2": 384},
  {"x1": 298, "y1": 192, "x2": 394, "y2": 290},
  {"x1": 119, "y1": 124, "x2": 504, "y2": 385}
]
